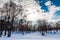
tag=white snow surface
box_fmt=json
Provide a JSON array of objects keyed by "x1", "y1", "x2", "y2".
[{"x1": 0, "y1": 31, "x2": 60, "y2": 40}]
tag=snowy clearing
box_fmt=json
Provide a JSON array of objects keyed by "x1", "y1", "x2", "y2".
[{"x1": 0, "y1": 31, "x2": 60, "y2": 40}]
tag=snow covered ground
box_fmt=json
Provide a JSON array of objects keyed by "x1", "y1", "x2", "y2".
[{"x1": 0, "y1": 31, "x2": 60, "y2": 40}]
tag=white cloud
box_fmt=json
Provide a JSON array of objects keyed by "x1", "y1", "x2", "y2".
[
  {"x1": 45, "y1": 1, "x2": 51, "y2": 6},
  {"x1": 45, "y1": 1, "x2": 60, "y2": 22},
  {"x1": 0, "y1": 0, "x2": 60, "y2": 22}
]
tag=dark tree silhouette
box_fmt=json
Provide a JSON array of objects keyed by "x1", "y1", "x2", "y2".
[
  {"x1": 0, "y1": 0, "x2": 23, "y2": 37},
  {"x1": 37, "y1": 20, "x2": 48, "y2": 35}
]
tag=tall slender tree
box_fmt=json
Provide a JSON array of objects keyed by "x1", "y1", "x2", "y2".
[{"x1": 0, "y1": 0, "x2": 23, "y2": 37}]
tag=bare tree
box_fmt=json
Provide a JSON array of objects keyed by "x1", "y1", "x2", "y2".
[
  {"x1": 37, "y1": 20, "x2": 48, "y2": 35},
  {"x1": 56, "y1": 21, "x2": 60, "y2": 32},
  {"x1": 0, "y1": 0, "x2": 23, "y2": 37}
]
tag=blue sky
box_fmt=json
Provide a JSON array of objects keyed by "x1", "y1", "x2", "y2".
[
  {"x1": 53, "y1": 11, "x2": 60, "y2": 19},
  {"x1": 36, "y1": 0, "x2": 60, "y2": 20},
  {"x1": 38, "y1": 0, "x2": 60, "y2": 11}
]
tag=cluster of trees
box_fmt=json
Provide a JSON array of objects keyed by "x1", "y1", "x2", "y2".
[
  {"x1": 0, "y1": 0, "x2": 24, "y2": 37},
  {"x1": 13, "y1": 19, "x2": 60, "y2": 33},
  {"x1": 0, "y1": 0, "x2": 36, "y2": 36},
  {"x1": 37, "y1": 20, "x2": 60, "y2": 35}
]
